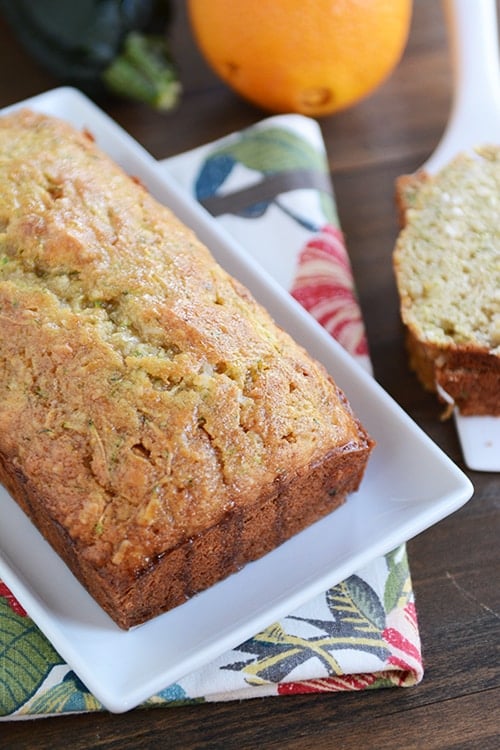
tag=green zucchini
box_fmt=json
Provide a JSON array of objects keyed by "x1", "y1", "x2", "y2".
[{"x1": 0, "y1": 0, "x2": 180, "y2": 110}]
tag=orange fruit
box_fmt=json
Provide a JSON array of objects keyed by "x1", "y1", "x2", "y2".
[{"x1": 187, "y1": 0, "x2": 412, "y2": 116}]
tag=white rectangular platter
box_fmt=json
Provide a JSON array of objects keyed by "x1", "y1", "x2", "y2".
[{"x1": 0, "y1": 88, "x2": 474, "y2": 713}]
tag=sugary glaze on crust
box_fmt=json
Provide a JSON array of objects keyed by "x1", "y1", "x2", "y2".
[
  {"x1": 394, "y1": 148, "x2": 500, "y2": 416},
  {"x1": 0, "y1": 110, "x2": 373, "y2": 627}
]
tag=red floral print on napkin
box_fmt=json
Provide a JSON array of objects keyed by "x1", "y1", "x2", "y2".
[{"x1": 291, "y1": 224, "x2": 369, "y2": 360}]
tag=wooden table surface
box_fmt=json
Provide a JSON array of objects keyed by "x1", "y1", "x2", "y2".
[{"x1": 1, "y1": 2, "x2": 499, "y2": 748}]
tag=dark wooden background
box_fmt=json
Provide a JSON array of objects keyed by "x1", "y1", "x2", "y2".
[{"x1": 1, "y1": 1, "x2": 499, "y2": 748}]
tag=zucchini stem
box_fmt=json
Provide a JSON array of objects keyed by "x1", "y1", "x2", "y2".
[{"x1": 102, "y1": 31, "x2": 181, "y2": 111}]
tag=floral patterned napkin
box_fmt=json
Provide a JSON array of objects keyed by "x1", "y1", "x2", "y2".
[{"x1": 0, "y1": 114, "x2": 423, "y2": 719}]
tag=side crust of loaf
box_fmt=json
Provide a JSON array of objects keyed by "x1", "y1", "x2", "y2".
[
  {"x1": 0, "y1": 436, "x2": 371, "y2": 629},
  {"x1": 394, "y1": 153, "x2": 500, "y2": 417},
  {"x1": 404, "y1": 327, "x2": 500, "y2": 416}
]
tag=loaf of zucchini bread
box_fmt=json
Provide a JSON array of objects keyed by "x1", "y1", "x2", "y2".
[{"x1": 0, "y1": 109, "x2": 374, "y2": 628}]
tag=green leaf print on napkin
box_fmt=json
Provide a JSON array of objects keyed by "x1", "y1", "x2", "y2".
[
  {"x1": 223, "y1": 574, "x2": 390, "y2": 686},
  {"x1": 327, "y1": 575, "x2": 387, "y2": 633},
  {"x1": 384, "y1": 547, "x2": 413, "y2": 613},
  {"x1": 195, "y1": 126, "x2": 338, "y2": 228},
  {"x1": 222, "y1": 620, "x2": 350, "y2": 686},
  {"x1": 21, "y1": 671, "x2": 102, "y2": 716},
  {"x1": 0, "y1": 596, "x2": 63, "y2": 715},
  {"x1": 217, "y1": 127, "x2": 325, "y2": 174}
]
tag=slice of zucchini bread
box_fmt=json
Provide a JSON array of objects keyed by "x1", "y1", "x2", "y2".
[{"x1": 394, "y1": 146, "x2": 500, "y2": 416}]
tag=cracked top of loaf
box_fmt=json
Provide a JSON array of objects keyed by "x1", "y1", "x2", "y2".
[{"x1": 0, "y1": 109, "x2": 368, "y2": 580}]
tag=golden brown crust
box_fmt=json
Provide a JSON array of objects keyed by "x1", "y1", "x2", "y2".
[
  {"x1": 405, "y1": 328, "x2": 500, "y2": 416},
  {"x1": 394, "y1": 150, "x2": 500, "y2": 417},
  {"x1": 394, "y1": 171, "x2": 431, "y2": 227},
  {"x1": 0, "y1": 110, "x2": 374, "y2": 628}
]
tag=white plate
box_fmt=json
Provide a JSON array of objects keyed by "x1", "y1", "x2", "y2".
[{"x1": 0, "y1": 88, "x2": 473, "y2": 714}]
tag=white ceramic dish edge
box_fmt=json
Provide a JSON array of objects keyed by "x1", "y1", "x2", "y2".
[{"x1": 0, "y1": 88, "x2": 474, "y2": 713}]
